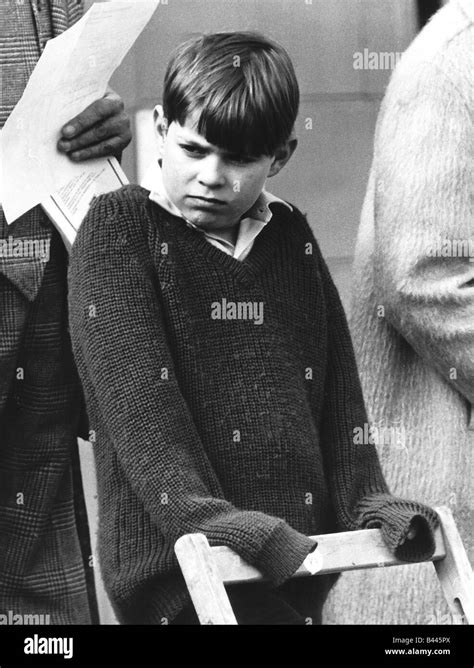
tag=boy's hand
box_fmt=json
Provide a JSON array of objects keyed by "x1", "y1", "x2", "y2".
[
  {"x1": 402, "y1": 518, "x2": 420, "y2": 543},
  {"x1": 406, "y1": 525, "x2": 417, "y2": 541},
  {"x1": 57, "y1": 90, "x2": 131, "y2": 161}
]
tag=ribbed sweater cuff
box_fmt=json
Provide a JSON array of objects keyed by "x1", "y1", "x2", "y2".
[
  {"x1": 256, "y1": 521, "x2": 317, "y2": 587},
  {"x1": 356, "y1": 494, "x2": 439, "y2": 562}
]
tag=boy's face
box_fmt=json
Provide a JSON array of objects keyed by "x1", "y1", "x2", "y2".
[{"x1": 157, "y1": 109, "x2": 295, "y2": 232}]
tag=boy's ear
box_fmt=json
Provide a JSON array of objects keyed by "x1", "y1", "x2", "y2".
[
  {"x1": 153, "y1": 104, "x2": 168, "y2": 157},
  {"x1": 268, "y1": 134, "x2": 298, "y2": 178}
]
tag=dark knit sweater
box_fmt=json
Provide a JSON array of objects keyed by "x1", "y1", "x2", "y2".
[{"x1": 68, "y1": 184, "x2": 438, "y2": 624}]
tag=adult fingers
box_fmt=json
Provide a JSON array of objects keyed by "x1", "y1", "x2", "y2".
[
  {"x1": 60, "y1": 91, "x2": 124, "y2": 139},
  {"x1": 65, "y1": 135, "x2": 129, "y2": 162},
  {"x1": 57, "y1": 111, "x2": 131, "y2": 156}
]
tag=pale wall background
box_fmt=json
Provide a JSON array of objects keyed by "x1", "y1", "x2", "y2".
[
  {"x1": 86, "y1": 0, "x2": 420, "y2": 308},
  {"x1": 81, "y1": 0, "x2": 423, "y2": 623}
]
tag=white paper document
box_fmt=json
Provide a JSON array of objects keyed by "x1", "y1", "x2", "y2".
[
  {"x1": 0, "y1": 0, "x2": 159, "y2": 242},
  {"x1": 41, "y1": 157, "x2": 128, "y2": 251}
]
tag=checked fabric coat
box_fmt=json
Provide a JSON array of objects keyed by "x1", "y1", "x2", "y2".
[{"x1": 0, "y1": 0, "x2": 96, "y2": 624}]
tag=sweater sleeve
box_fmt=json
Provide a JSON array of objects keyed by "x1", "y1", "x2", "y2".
[
  {"x1": 316, "y1": 247, "x2": 439, "y2": 562},
  {"x1": 372, "y1": 63, "x2": 474, "y2": 407},
  {"x1": 68, "y1": 189, "x2": 316, "y2": 587}
]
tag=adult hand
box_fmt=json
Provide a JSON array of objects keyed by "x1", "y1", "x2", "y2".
[{"x1": 57, "y1": 90, "x2": 131, "y2": 161}]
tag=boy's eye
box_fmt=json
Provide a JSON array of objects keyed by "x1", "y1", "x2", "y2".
[
  {"x1": 180, "y1": 144, "x2": 205, "y2": 156},
  {"x1": 179, "y1": 143, "x2": 256, "y2": 164},
  {"x1": 227, "y1": 154, "x2": 256, "y2": 164}
]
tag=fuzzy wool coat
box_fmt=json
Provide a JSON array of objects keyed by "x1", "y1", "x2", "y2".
[{"x1": 324, "y1": 0, "x2": 473, "y2": 625}]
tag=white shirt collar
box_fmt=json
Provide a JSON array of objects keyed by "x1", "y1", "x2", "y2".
[{"x1": 140, "y1": 159, "x2": 292, "y2": 259}]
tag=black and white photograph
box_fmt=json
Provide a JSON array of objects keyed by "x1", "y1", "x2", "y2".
[{"x1": 0, "y1": 0, "x2": 472, "y2": 664}]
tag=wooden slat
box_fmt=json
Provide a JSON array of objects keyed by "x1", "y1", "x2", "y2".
[
  {"x1": 174, "y1": 533, "x2": 237, "y2": 625},
  {"x1": 175, "y1": 505, "x2": 473, "y2": 625},
  {"x1": 434, "y1": 507, "x2": 474, "y2": 625},
  {"x1": 209, "y1": 524, "x2": 446, "y2": 584}
]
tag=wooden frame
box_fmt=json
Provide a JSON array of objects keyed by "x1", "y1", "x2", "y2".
[{"x1": 174, "y1": 505, "x2": 473, "y2": 625}]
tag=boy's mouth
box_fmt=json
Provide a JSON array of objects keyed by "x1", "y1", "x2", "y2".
[{"x1": 188, "y1": 196, "x2": 227, "y2": 206}]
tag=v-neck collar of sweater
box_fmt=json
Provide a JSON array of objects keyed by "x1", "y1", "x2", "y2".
[
  {"x1": 149, "y1": 197, "x2": 289, "y2": 286},
  {"x1": 142, "y1": 159, "x2": 292, "y2": 261}
]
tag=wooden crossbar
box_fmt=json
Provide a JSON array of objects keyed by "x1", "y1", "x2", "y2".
[{"x1": 174, "y1": 505, "x2": 473, "y2": 625}]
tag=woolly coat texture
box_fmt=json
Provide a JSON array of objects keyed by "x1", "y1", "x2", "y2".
[{"x1": 324, "y1": 0, "x2": 473, "y2": 625}]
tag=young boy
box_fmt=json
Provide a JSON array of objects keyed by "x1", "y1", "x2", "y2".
[{"x1": 68, "y1": 32, "x2": 438, "y2": 625}]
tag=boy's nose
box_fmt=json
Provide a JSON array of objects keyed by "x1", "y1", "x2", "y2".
[{"x1": 197, "y1": 155, "x2": 226, "y2": 188}]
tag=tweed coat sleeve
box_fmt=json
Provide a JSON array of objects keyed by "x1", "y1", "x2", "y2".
[
  {"x1": 370, "y1": 59, "x2": 474, "y2": 408},
  {"x1": 68, "y1": 190, "x2": 317, "y2": 587}
]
